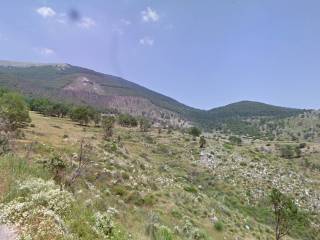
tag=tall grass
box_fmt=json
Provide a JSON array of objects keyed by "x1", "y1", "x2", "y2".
[{"x1": 0, "y1": 154, "x2": 51, "y2": 202}]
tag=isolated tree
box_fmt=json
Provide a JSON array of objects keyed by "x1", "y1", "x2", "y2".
[
  {"x1": 139, "y1": 117, "x2": 151, "y2": 132},
  {"x1": 279, "y1": 145, "x2": 295, "y2": 159},
  {"x1": 71, "y1": 106, "x2": 92, "y2": 125},
  {"x1": 199, "y1": 136, "x2": 206, "y2": 148},
  {"x1": 0, "y1": 92, "x2": 31, "y2": 131},
  {"x1": 102, "y1": 116, "x2": 116, "y2": 139},
  {"x1": 270, "y1": 188, "x2": 299, "y2": 240},
  {"x1": 188, "y1": 127, "x2": 201, "y2": 138}
]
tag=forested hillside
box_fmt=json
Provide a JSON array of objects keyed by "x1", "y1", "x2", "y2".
[{"x1": 0, "y1": 61, "x2": 306, "y2": 136}]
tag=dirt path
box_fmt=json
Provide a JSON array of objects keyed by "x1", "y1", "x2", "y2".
[{"x1": 0, "y1": 225, "x2": 18, "y2": 240}]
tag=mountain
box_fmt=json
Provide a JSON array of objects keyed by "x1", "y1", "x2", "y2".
[
  {"x1": 208, "y1": 101, "x2": 304, "y2": 119},
  {"x1": 0, "y1": 60, "x2": 306, "y2": 131}
]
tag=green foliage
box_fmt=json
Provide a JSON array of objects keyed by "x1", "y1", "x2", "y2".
[
  {"x1": 46, "y1": 154, "x2": 67, "y2": 190},
  {"x1": 214, "y1": 221, "x2": 224, "y2": 231},
  {"x1": 102, "y1": 116, "x2": 116, "y2": 139},
  {"x1": 146, "y1": 213, "x2": 174, "y2": 240},
  {"x1": 29, "y1": 98, "x2": 71, "y2": 117},
  {"x1": 222, "y1": 119, "x2": 262, "y2": 137},
  {"x1": 155, "y1": 225, "x2": 174, "y2": 240},
  {"x1": 279, "y1": 145, "x2": 295, "y2": 159},
  {"x1": 118, "y1": 114, "x2": 138, "y2": 127},
  {"x1": 93, "y1": 212, "x2": 129, "y2": 239},
  {"x1": 71, "y1": 106, "x2": 95, "y2": 125},
  {"x1": 181, "y1": 218, "x2": 209, "y2": 240},
  {"x1": 188, "y1": 126, "x2": 201, "y2": 137},
  {"x1": 279, "y1": 144, "x2": 301, "y2": 159},
  {"x1": 209, "y1": 101, "x2": 304, "y2": 119},
  {"x1": 228, "y1": 136, "x2": 242, "y2": 146},
  {"x1": 139, "y1": 117, "x2": 151, "y2": 132},
  {"x1": 270, "y1": 188, "x2": 299, "y2": 240},
  {"x1": 184, "y1": 185, "x2": 198, "y2": 193},
  {"x1": 0, "y1": 92, "x2": 31, "y2": 130}
]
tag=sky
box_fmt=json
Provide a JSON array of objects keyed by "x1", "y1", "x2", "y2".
[{"x1": 0, "y1": 0, "x2": 320, "y2": 110}]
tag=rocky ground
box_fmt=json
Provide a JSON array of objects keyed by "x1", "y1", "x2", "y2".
[
  {"x1": 0, "y1": 112, "x2": 319, "y2": 239},
  {"x1": 0, "y1": 225, "x2": 18, "y2": 240}
]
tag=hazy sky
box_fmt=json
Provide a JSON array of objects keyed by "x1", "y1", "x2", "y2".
[{"x1": 1, "y1": 0, "x2": 320, "y2": 110}]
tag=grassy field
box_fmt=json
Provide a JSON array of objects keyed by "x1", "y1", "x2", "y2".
[{"x1": 0, "y1": 111, "x2": 319, "y2": 239}]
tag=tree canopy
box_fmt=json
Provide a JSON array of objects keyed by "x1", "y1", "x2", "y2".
[{"x1": 0, "y1": 92, "x2": 31, "y2": 130}]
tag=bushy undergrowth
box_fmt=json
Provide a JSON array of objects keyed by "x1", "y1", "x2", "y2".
[
  {"x1": 0, "y1": 178, "x2": 74, "y2": 239},
  {"x1": 0, "y1": 155, "x2": 130, "y2": 240}
]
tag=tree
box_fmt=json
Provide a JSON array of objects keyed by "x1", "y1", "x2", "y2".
[
  {"x1": 270, "y1": 188, "x2": 299, "y2": 240},
  {"x1": 51, "y1": 103, "x2": 70, "y2": 118},
  {"x1": 29, "y1": 98, "x2": 71, "y2": 117},
  {"x1": 188, "y1": 127, "x2": 201, "y2": 138},
  {"x1": 0, "y1": 92, "x2": 31, "y2": 131},
  {"x1": 229, "y1": 136, "x2": 242, "y2": 146},
  {"x1": 199, "y1": 136, "x2": 206, "y2": 148},
  {"x1": 118, "y1": 114, "x2": 138, "y2": 127},
  {"x1": 102, "y1": 116, "x2": 116, "y2": 139},
  {"x1": 279, "y1": 145, "x2": 295, "y2": 159},
  {"x1": 139, "y1": 117, "x2": 151, "y2": 132},
  {"x1": 71, "y1": 106, "x2": 92, "y2": 125},
  {"x1": 92, "y1": 111, "x2": 101, "y2": 127}
]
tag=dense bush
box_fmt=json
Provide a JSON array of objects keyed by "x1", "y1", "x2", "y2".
[
  {"x1": 29, "y1": 98, "x2": 71, "y2": 118},
  {"x1": 188, "y1": 126, "x2": 201, "y2": 137},
  {"x1": 279, "y1": 145, "x2": 301, "y2": 159},
  {"x1": 214, "y1": 221, "x2": 224, "y2": 231},
  {"x1": 70, "y1": 106, "x2": 98, "y2": 126},
  {"x1": 228, "y1": 136, "x2": 242, "y2": 146},
  {"x1": 118, "y1": 114, "x2": 138, "y2": 127}
]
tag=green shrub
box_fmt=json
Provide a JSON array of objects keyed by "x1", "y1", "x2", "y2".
[
  {"x1": 184, "y1": 185, "x2": 197, "y2": 193},
  {"x1": 279, "y1": 145, "x2": 295, "y2": 159},
  {"x1": 118, "y1": 114, "x2": 138, "y2": 127},
  {"x1": 155, "y1": 225, "x2": 173, "y2": 240},
  {"x1": 214, "y1": 221, "x2": 224, "y2": 231},
  {"x1": 112, "y1": 185, "x2": 127, "y2": 196},
  {"x1": 188, "y1": 127, "x2": 201, "y2": 137},
  {"x1": 229, "y1": 136, "x2": 242, "y2": 146}
]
